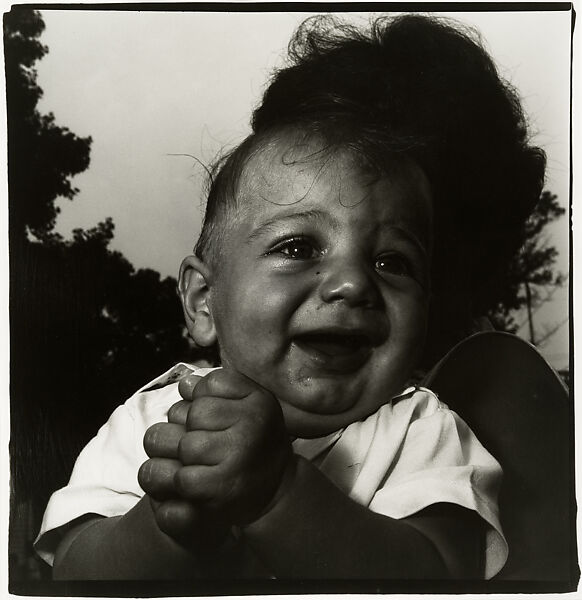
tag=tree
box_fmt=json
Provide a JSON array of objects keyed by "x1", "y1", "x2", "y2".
[
  {"x1": 4, "y1": 9, "x2": 91, "y2": 242},
  {"x1": 5, "y1": 9, "x2": 205, "y2": 581},
  {"x1": 486, "y1": 191, "x2": 566, "y2": 340}
]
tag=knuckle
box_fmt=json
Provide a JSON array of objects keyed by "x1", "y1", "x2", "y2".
[
  {"x1": 173, "y1": 467, "x2": 192, "y2": 497},
  {"x1": 203, "y1": 369, "x2": 223, "y2": 390},
  {"x1": 172, "y1": 468, "x2": 185, "y2": 494},
  {"x1": 177, "y1": 435, "x2": 193, "y2": 464},
  {"x1": 186, "y1": 401, "x2": 202, "y2": 429},
  {"x1": 179, "y1": 432, "x2": 207, "y2": 464}
]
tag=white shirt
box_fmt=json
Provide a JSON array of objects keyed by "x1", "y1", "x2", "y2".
[{"x1": 35, "y1": 363, "x2": 508, "y2": 578}]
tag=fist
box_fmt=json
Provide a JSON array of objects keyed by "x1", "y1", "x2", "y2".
[
  {"x1": 175, "y1": 368, "x2": 293, "y2": 525},
  {"x1": 139, "y1": 381, "x2": 203, "y2": 502},
  {"x1": 139, "y1": 373, "x2": 228, "y2": 546}
]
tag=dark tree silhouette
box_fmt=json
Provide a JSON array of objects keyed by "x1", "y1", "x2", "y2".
[
  {"x1": 4, "y1": 8, "x2": 91, "y2": 242},
  {"x1": 5, "y1": 8, "x2": 202, "y2": 582}
]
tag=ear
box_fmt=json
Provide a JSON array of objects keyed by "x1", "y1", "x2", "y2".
[{"x1": 178, "y1": 255, "x2": 217, "y2": 347}]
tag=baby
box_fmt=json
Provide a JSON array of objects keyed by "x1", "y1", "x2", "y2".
[{"x1": 35, "y1": 14, "x2": 545, "y2": 581}]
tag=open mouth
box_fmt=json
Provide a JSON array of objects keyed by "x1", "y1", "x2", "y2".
[
  {"x1": 293, "y1": 330, "x2": 374, "y2": 371},
  {"x1": 294, "y1": 332, "x2": 370, "y2": 357}
]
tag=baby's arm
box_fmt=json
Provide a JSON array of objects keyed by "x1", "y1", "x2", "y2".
[
  {"x1": 177, "y1": 369, "x2": 485, "y2": 579},
  {"x1": 52, "y1": 391, "x2": 229, "y2": 580},
  {"x1": 52, "y1": 494, "x2": 206, "y2": 579},
  {"x1": 243, "y1": 459, "x2": 485, "y2": 578}
]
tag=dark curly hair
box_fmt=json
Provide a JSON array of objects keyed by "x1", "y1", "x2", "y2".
[{"x1": 195, "y1": 14, "x2": 546, "y2": 367}]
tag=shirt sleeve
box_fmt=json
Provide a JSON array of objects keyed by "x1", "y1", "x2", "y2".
[
  {"x1": 368, "y1": 391, "x2": 507, "y2": 579},
  {"x1": 33, "y1": 380, "x2": 181, "y2": 566},
  {"x1": 33, "y1": 364, "x2": 218, "y2": 566}
]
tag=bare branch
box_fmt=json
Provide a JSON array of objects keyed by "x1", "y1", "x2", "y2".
[{"x1": 536, "y1": 317, "x2": 569, "y2": 348}]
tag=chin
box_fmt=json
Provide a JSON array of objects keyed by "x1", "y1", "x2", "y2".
[
  {"x1": 282, "y1": 380, "x2": 358, "y2": 415},
  {"x1": 280, "y1": 397, "x2": 363, "y2": 439}
]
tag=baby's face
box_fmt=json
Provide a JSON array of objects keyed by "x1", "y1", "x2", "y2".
[{"x1": 207, "y1": 137, "x2": 432, "y2": 437}]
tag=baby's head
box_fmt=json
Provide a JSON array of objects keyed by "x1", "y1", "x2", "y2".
[
  {"x1": 181, "y1": 126, "x2": 432, "y2": 437},
  {"x1": 179, "y1": 14, "x2": 545, "y2": 437}
]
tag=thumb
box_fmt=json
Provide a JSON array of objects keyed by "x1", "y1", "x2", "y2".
[{"x1": 153, "y1": 498, "x2": 230, "y2": 548}]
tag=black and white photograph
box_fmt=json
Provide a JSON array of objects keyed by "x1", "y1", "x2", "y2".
[{"x1": 4, "y1": 3, "x2": 577, "y2": 596}]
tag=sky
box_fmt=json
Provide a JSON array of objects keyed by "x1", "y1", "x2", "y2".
[{"x1": 31, "y1": 7, "x2": 572, "y2": 369}]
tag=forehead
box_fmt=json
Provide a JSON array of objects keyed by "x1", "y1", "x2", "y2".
[{"x1": 234, "y1": 133, "x2": 433, "y2": 235}]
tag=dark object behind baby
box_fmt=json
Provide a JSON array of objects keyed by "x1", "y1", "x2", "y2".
[{"x1": 424, "y1": 331, "x2": 577, "y2": 584}]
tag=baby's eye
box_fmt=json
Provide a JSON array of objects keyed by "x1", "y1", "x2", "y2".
[
  {"x1": 374, "y1": 253, "x2": 414, "y2": 277},
  {"x1": 272, "y1": 237, "x2": 320, "y2": 260}
]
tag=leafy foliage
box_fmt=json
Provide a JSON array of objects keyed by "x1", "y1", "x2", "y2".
[
  {"x1": 10, "y1": 220, "x2": 194, "y2": 508},
  {"x1": 486, "y1": 191, "x2": 565, "y2": 333},
  {"x1": 5, "y1": 9, "x2": 201, "y2": 538},
  {"x1": 4, "y1": 9, "x2": 91, "y2": 239}
]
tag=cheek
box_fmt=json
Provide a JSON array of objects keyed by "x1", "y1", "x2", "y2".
[
  {"x1": 210, "y1": 272, "x2": 307, "y2": 354},
  {"x1": 390, "y1": 289, "x2": 429, "y2": 350},
  {"x1": 241, "y1": 274, "x2": 306, "y2": 327}
]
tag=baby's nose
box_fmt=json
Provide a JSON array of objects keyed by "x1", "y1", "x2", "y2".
[{"x1": 318, "y1": 259, "x2": 381, "y2": 309}]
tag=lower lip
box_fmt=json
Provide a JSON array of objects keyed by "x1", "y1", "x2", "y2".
[{"x1": 292, "y1": 339, "x2": 372, "y2": 373}]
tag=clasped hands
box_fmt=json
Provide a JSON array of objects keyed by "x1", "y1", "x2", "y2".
[{"x1": 138, "y1": 369, "x2": 294, "y2": 547}]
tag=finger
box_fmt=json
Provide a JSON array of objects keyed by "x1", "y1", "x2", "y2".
[
  {"x1": 138, "y1": 457, "x2": 181, "y2": 500},
  {"x1": 153, "y1": 498, "x2": 201, "y2": 539},
  {"x1": 186, "y1": 396, "x2": 241, "y2": 431},
  {"x1": 174, "y1": 464, "x2": 226, "y2": 504},
  {"x1": 167, "y1": 400, "x2": 191, "y2": 426},
  {"x1": 193, "y1": 368, "x2": 256, "y2": 401},
  {"x1": 178, "y1": 430, "x2": 229, "y2": 466},
  {"x1": 143, "y1": 422, "x2": 185, "y2": 458},
  {"x1": 178, "y1": 373, "x2": 203, "y2": 402},
  {"x1": 153, "y1": 499, "x2": 230, "y2": 548}
]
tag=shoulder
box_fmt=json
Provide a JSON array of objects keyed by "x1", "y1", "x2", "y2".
[
  {"x1": 378, "y1": 387, "x2": 498, "y2": 469},
  {"x1": 371, "y1": 387, "x2": 507, "y2": 578},
  {"x1": 336, "y1": 387, "x2": 453, "y2": 459},
  {"x1": 382, "y1": 386, "x2": 501, "y2": 479},
  {"x1": 386, "y1": 386, "x2": 448, "y2": 420}
]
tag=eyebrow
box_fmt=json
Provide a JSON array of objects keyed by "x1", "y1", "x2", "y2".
[
  {"x1": 377, "y1": 222, "x2": 430, "y2": 258},
  {"x1": 246, "y1": 208, "x2": 430, "y2": 258},
  {"x1": 246, "y1": 209, "x2": 333, "y2": 242}
]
